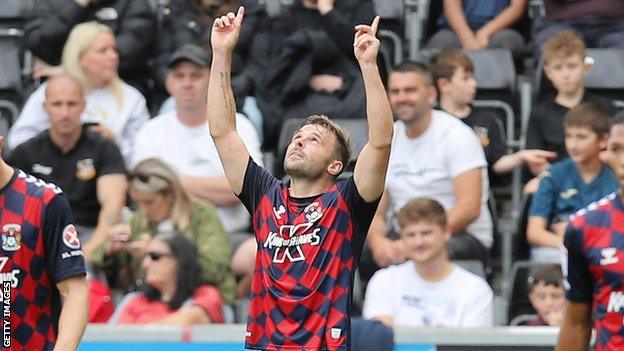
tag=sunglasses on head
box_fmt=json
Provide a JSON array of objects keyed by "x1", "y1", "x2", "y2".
[
  {"x1": 147, "y1": 251, "x2": 173, "y2": 261},
  {"x1": 129, "y1": 172, "x2": 170, "y2": 184}
]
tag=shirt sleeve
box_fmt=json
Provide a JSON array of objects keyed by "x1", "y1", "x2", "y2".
[
  {"x1": 43, "y1": 194, "x2": 87, "y2": 284},
  {"x1": 98, "y1": 140, "x2": 127, "y2": 176},
  {"x1": 362, "y1": 269, "x2": 394, "y2": 320},
  {"x1": 526, "y1": 108, "x2": 544, "y2": 150},
  {"x1": 118, "y1": 92, "x2": 150, "y2": 163},
  {"x1": 7, "y1": 85, "x2": 50, "y2": 151},
  {"x1": 528, "y1": 169, "x2": 558, "y2": 220},
  {"x1": 237, "y1": 157, "x2": 280, "y2": 215},
  {"x1": 461, "y1": 279, "x2": 494, "y2": 327},
  {"x1": 444, "y1": 124, "x2": 487, "y2": 177},
  {"x1": 485, "y1": 117, "x2": 507, "y2": 166},
  {"x1": 189, "y1": 285, "x2": 224, "y2": 323},
  {"x1": 563, "y1": 221, "x2": 593, "y2": 303}
]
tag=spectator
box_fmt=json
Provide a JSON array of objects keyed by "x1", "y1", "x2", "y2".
[
  {"x1": 251, "y1": 0, "x2": 376, "y2": 148},
  {"x1": 432, "y1": 48, "x2": 556, "y2": 179},
  {"x1": 8, "y1": 74, "x2": 128, "y2": 261},
  {"x1": 526, "y1": 30, "x2": 616, "y2": 178},
  {"x1": 527, "y1": 103, "x2": 617, "y2": 263},
  {"x1": 427, "y1": 0, "x2": 526, "y2": 57},
  {"x1": 366, "y1": 61, "x2": 492, "y2": 271},
  {"x1": 534, "y1": 0, "x2": 624, "y2": 59},
  {"x1": 524, "y1": 264, "x2": 565, "y2": 326},
  {"x1": 24, "y1": 0, "x2": 154, "y2": 93},
  {"x1": 112, "y1": 233, "x2": 224, "y2": 324},
  {"x1": 9, "y1": 22, "x2": 150, "y2": 163},
  {"x1": 363, "y1": 197, "x2": 493, "y2": 328},
  {"x1": 102, "y1": 157, "x2": 236, "y2": 304},
  {"x1": 132, "y1": 44, "x2": 263, "y2": 235}
]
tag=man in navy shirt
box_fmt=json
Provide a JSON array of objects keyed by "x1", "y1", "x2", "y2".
[
  {"x1": 0, "y1": 132, "x2": 87, "y2": 351},
  {"x1": 208, "y1": 8, "x2": 392, "y2": 350},
  {"x1": 557, "y1": 112, "x2": 624, "y2": 351}
]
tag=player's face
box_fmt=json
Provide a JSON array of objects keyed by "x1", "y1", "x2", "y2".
[
  {"x1": 166, "y1": 61, "x2": 210, "y2": 109},
  {"x1": 129, "y1": 188, "x2": 173, "y2": 222},
  {"x1": 283, "y1": 124, "x2": 342, "y2": 180},
  {"x1": 142, "y1": 239, "x2": 178, "y2": 290},
  {"x1": 544, "y1": 55, "x2": 588, "y2": 96},
  {"x1": 529, "y1": 282, "x2": 565, "y2": 325},
  {"x1": 564, "y1": 125, "x2": 605, "y2": 164},
  {"x1": 44, "y1": 79, "x2": 85, "y2": 137},
  {"x1": 400, "y1": 220, "x2": 450, "y2": 263},
  {"x1": 79, "y1": 31, "x2": 119, "y2": 88},
  {"x1": 388, "y1": 71, "x2": 436, "y2": 125},
  {"x1": 440, "y1": 67, "x2": 477, "y2": 106},
  {"x1": 607, "y1": 124, "x2": 624, "y2": 188}
]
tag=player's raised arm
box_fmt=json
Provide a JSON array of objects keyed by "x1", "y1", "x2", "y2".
[
  {"x1": 352, "y1": 16, "x2": 394, "y2": 202},
  {"x1": 207, "y1": 6, "x2": 250, "y2": 195}
]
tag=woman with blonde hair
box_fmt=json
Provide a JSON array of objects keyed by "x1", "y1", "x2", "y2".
[
  {"x1": 8, "y1": 21, "x2": 149, "y2": 162},
  {"x1": 103, "y1": 158, "x2": 236, "y2": 304}
]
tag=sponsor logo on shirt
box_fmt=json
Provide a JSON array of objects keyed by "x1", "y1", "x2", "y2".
[
  {"x1": 560, "y1": 188, "x2": 578, "y2": 200},
  {"x1": 1, "y1": 224, "x2": 21, "y2": 252},
  {"x1": 62, "y1": 224, "x2": 81, "y2": 250},
  {"x1": 600, "y1": 247, "x2": 619, "y2": 266},
  {"x1": 473, "y1": 126, "x2": 490, "y2": 147},
  {"x1": 76, "y1": 159, "x2": 96, "y2": 181},
  {"x1": 264, "y1": 203, "x2": 323, "y2": 263},
  {"x1": 32, "y1": 163, "x2": 52, "y2": 176},
  {"x1": 0, "y1": 257, "x2": 20, "y2": 288}
]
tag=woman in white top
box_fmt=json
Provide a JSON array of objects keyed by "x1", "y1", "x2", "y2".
[{"x1": 9, "y1": 21, "x2": 149, "y2": 162}]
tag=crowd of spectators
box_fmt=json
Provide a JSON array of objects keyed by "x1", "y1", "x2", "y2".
[{"x1": 2, "y1": 0, "x2": 624, "y2": 329}]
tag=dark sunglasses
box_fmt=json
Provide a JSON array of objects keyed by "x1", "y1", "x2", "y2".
[
  {"x1": 147, "y1": 251, "x2": 173, "y2": 261},
  {"x1": 128, "y1": 172, "x2": 171, "y2": 184}
]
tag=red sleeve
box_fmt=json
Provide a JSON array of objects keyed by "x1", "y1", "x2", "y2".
[{"x1": 191, "y1": 285, "x2": 224, "y2": 323}]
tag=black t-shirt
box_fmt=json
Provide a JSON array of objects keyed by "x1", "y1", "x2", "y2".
[
  {"x1": 456, "y1": 108, "x2": 507, "y2": 169},
  {"x1": 8, "y1": 127, "x2": 126, "y2": 227},
  {"x1": 526, "y1": 91, "x2": 616, "y2": 162}
]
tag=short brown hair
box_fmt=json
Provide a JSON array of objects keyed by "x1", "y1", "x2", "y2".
[
  {"x1": 298, "y1": 115, "x2": 353, "y2": 176},
  {"x1": 391, "y1": 60, "x2": 432, "y2": 86},
  {"x1": 541, "y1": 30, "x2": 586, "y2": 64},
  {"x1": 430, "y1": 49, "x2": 474, "y2": 90},
  {"x1": 564, "y1": 102, "x2": 611, "y2": 136},
  {"x1": 397, "y1": 197, "x2": 447, "y2": 229},
  {"x1": 529, "y1": 264, "x2": 563, "y2": 290}
]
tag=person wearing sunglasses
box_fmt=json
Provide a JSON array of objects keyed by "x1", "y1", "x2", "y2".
[
  {"x1": 102, "y1": 157, "x2": 235, "y2": 305},
  {"x1": 112, "y1": 233, "x2": 224, "y2": 324}
]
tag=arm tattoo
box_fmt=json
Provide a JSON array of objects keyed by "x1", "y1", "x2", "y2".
[{"x1": 219, "y1": 71, "x2": 235, "y2": 115}]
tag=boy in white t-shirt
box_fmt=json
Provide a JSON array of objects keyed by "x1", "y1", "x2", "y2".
[{"x1": 363, "y1": 197, "x2": 493, "y2": 328}]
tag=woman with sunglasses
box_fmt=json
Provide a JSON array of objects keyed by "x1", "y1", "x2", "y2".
[
  {"x1": 102, "y1": 158, "x2": 235, "y2": 304},
  {"x1": 112, "y1": 233, "x2": 224, "y2": 324}
]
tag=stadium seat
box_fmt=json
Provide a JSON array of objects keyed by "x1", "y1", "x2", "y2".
[
  {"x1": 534, "y1": 48, "x2": 624, "y2": 109},
  {"x1": 506, "y1": 260, "x2": 547, "y2": 324},
  {"x1": 351, "y1": 317, "x2": 394, "y2": 351},
  {"x1": 275, "y1": 118, "x2": 369, "y2": 178},
  {"x1": 453, "y1": 260, "x2": 486, "y2": 279},
  {"x1": 513, "y1": 194, "x2": 533, "y2": 262}
]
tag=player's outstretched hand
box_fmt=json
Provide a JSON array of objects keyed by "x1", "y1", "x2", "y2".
[
  {"x1": 353, "y1": 15, "x2": 380, "y2": 64},
  {"x1": 211, "y1": 6, "x2": 245, "y2": 53}
]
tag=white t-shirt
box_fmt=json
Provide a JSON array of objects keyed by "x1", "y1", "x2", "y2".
[
  {"x1": 386, "y1": 110, "x2": 492, "y2": 247},
  {"x1": 363, "y1": 261, "x2": 493, "y2": 328},
  {"x1": 131, "y1": 110, "x2": 263, "y2": 233},
  {"x1": 8, "y1": 81, "x2": 149, "y2": 163}
]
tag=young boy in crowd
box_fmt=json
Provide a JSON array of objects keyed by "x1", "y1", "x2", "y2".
[
  {"x1": 527, "y1": 103, "x2": 618, "y2": 263},
  {"x1": 526, "y1": 30, "x2": 616, "y2": 176},
  {"x1": 363, "y1": 197, "x2": 493, "y2": 328},
  {"x1": 431, "y1": 49, "x2": 556, "y2": 179},
  {"x1": 524, "y1": 264, "x2": 566, "y2": 326}
]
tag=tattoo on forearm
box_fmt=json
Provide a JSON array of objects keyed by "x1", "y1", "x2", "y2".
[{"x1": 219, "y1": 71, "x2": 235, "y2": 115}]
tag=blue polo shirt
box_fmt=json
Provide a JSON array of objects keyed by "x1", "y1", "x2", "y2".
[{"x1": 529, "y1": 158, "x2": 618, "y2": 223}]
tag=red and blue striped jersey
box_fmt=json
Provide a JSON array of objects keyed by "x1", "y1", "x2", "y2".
[
  {"x1": 565, "y1": 192, "x2": 624, "y2": 351},
  {"x1": 238, "y1": 160, "x2": 379, "y2": 350},
  {"x1": 0, "y1": 169, "x2": 86, "y2": 351}
]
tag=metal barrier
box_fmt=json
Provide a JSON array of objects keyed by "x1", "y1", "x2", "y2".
[{"x1": 79, "y1": 324, "x2": 561, "y2": 351}]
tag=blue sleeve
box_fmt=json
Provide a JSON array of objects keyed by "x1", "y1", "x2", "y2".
[
  {"x1": 43, "y1": 195, "x2": 87, "y2": 284},
  {"x1": 237, "y1": 157, "x2": 281, "y2": 216},
  {"x1": 563, "y1": 222, "x2": 593, "y2": 303},
  {"x1": 528, "y1": 170, "x2": 558, "y2": 221}
]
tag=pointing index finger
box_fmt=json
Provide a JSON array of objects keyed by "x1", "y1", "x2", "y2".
[{"x1": 370, "y1": 15, "x2": 380, "y2": 35}]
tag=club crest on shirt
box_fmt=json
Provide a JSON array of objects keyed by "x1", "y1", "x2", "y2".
[
  {"x1": 304, "y1": 202, "x2": 323, "y2": 223},
  {"x1": 473, "y1": 126, "x2": 490, "y2": 147},
  {"x1": 600, "y1": 247, "x2": 619, "y2": 266},
  {"x1": 62, "y1": 224, "x2": 81, "y2": 250},
  {"x1": 75, "y1": 158, "x2": 96, "y2": 181},
  {"x1": 1, "y1": 224, "x2": 22, "y2": 251}
]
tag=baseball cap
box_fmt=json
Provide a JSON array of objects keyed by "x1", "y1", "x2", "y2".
[{"x1": 168, "y1": 44, "x2": 211, "y2": 68}]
